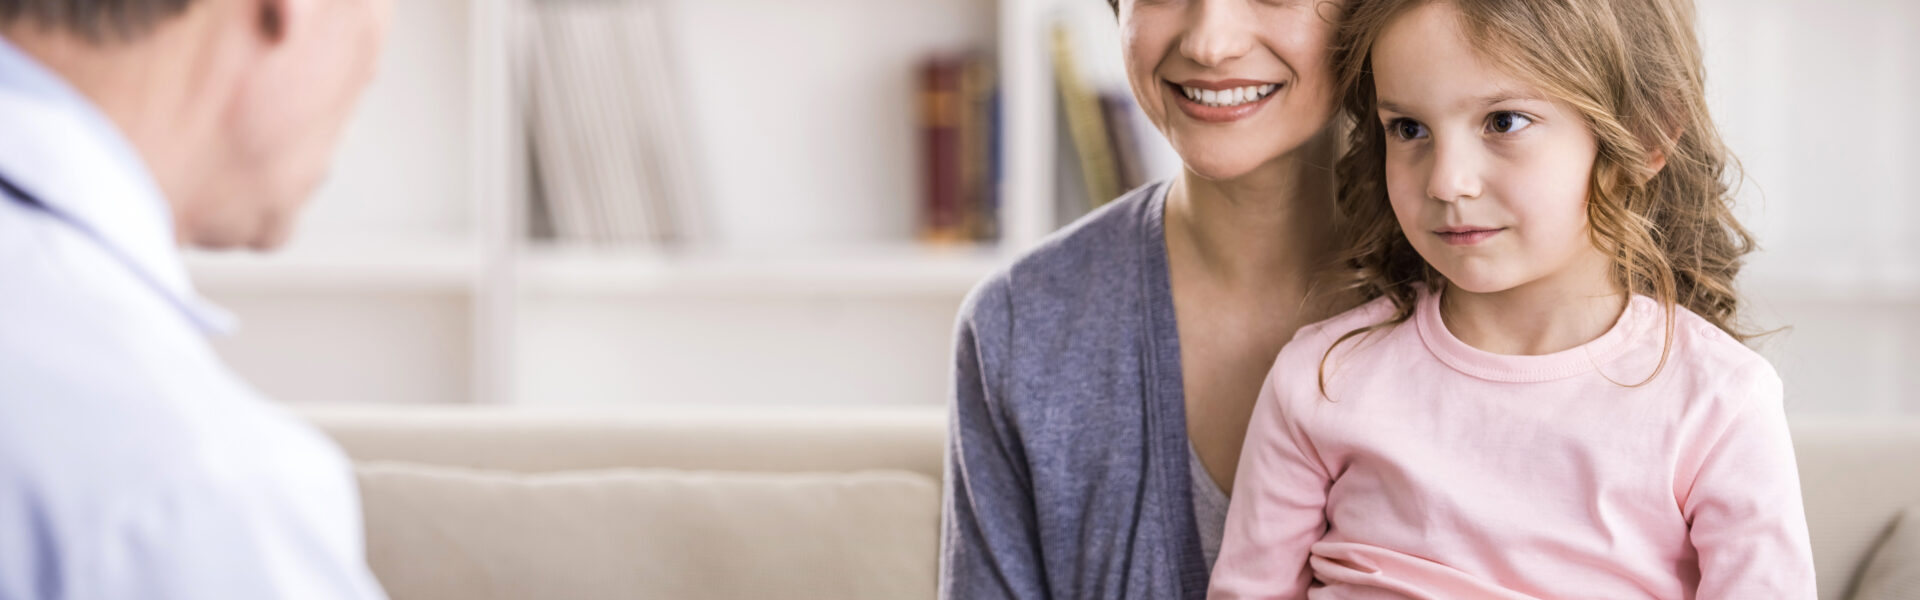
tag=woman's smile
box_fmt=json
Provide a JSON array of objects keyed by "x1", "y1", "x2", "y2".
[{"x1": 1167, "y1": 78, "x2": 1285, "y2": 123}]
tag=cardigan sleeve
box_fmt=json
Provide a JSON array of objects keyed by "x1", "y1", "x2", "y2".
[{"x1": 940, "y1": 274, "x2": 1049, "y2": 600}]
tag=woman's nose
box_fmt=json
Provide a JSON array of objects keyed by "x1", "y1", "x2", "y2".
[{"x1": 1179, "y1": 0, "x2": 1257, "y2": 68}]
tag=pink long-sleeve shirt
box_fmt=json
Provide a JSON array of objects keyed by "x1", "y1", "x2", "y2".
[{"x1": 1208, "y1": 289, "x2": 1816, "y2": 599}]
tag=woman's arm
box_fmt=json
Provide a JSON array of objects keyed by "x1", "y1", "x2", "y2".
[
  {"x1": 1208, "y1": 347, "x2": 1333, "y2": 600},
  {"x1": 1684, "y1": 361, "x2": 1817, "y2": 598},
  {"x1": 940, "y1": 276, "x2": 1047, "y2": 600}
]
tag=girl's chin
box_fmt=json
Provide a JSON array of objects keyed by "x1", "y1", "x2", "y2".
[
  {"x1": 1443, "y1": 280, "x2": 1513, "y2": 296},
  {"x1": 1438, "y1": 272, "x2": 1536, "y2": 297}
]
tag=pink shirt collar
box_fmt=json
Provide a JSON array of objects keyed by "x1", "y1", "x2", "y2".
[{"x1": 1413, "y1": 285, "x2": 1660, "y2": 383}]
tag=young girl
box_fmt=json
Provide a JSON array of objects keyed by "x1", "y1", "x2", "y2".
[{"x1": 1207, "y1": 0, "x2": 1817, "y2": 597}]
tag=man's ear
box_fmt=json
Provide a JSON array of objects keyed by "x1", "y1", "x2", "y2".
[{"x1": 257, "y1": 0, "x2": 296, "y2": 43}]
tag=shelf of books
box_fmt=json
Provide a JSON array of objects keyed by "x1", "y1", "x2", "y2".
[
  {"x1": 512, "y1": 0, "x2": 1170, "y2": 269},
  {"x1": 181, "y1": 0, "x2": 1169, "y2": 289},
  {"x1": 184, "y1": 0, "x2": 1180, "y2": 405}
]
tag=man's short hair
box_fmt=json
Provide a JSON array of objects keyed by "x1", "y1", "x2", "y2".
[{"x1": 0, "y1": 0, "x2": 196, "y2": 43}]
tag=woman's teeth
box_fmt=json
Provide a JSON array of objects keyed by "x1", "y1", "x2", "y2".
[{"x1": 1180, "y1": 84, "x2": 1279, "y2": 107}]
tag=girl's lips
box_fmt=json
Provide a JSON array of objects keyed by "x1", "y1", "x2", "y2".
[
  {"x1": 1435, "y1": 228, "x2": 1505, "y2": 246},
  {"x1": 1167, "y1": 80, "x2": 1282, "y2": 124}
]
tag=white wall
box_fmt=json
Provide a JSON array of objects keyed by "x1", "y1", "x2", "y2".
[
  {"x1": 514, "y1": 294, "x2": 964, "y2": 406},
  {"x1": 1699, "y1": 0, "x2": 1920, "y2": 414}
]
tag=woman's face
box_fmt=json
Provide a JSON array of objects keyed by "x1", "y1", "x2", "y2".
[{"x1": 1119, "y1": 0, "x2": 1344, "y2": 181}]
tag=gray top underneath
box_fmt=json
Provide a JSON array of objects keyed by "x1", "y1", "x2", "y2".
[{"x1": 1189, "y1": 441, "x2": 1230, "y2": 573}]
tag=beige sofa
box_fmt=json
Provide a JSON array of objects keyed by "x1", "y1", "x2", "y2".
[{"x1": 297, "y1": 405, "x2": 1920, "y2": 600}]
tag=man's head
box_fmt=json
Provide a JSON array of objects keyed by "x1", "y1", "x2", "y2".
[{"x1": 0, "y1": 0, "x2": 392, "y2": 250}]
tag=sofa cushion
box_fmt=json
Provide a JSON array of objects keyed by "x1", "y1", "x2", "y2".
[
  {"x1": 1791, "y1": 420, "x2": 1920, "y2": 600},
  {"x1": 1851, "y1": 505, "x2": 1920, "y2": 600},
  {"x1": 299, "y1": 405, "x2": 947, "y2": 481},
  {"x1": 354, "y1": 461, "x2": 939, "y2": 600}
]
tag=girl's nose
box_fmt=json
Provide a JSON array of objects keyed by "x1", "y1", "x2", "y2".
[
  {"x1": 1426, "y1": 141, "x2": 1484, "y2": 204},
  {"x1": 1179, "y1": 0, "x2": 1257, "y2": 68}
]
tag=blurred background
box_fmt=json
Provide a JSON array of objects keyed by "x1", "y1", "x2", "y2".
[{"x1": 183, "y1": 0, "x2": 1919, "y2": 414}]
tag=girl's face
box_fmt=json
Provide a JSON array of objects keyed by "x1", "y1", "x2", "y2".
[
  {"x1": 1119, "y1": 0, "x2": 1343, "y2": 181},
  {"x1": 1371, "y1": 2, "x2": 1609, "y2": 297}
]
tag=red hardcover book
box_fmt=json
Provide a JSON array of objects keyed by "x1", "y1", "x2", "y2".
[{"x1": 919, "y1": 55, "x2": 967, "y2": 244}]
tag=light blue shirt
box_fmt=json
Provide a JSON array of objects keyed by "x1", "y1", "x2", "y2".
[{"x1": 0, "y1": 36, "x2": 386, "y2": 600}]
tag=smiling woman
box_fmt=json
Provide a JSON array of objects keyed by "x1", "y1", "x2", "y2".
[{"x1": 939, "y1": 1, "x2": 1356, "y2": 599}]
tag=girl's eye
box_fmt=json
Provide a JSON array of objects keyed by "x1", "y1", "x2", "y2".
[
  {"x1": 1487, "y1": 111, "x2": 1534, "y2": 134},
  {"x1": 1386, "y1": 118, "x2": 1428, "y2": 141}
]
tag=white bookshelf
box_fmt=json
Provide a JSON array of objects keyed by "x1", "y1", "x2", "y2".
[
  {"x1": 519, "y1": 244, "x2": 1004, "y2": 297},
  {"x1": 187, "y1": 0, "x2": 1920, "y2": 414},
  {"x1": 187, "y1": 0, "x2": 1122, "y2": 406},
  {"x1": 187, "y1": 236, "x2": 481, "y2": 292}
]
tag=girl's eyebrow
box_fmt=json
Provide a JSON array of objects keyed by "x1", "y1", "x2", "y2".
[
  {"x1": 1479, "y1": 91, "x2": 1547, "y2": 107},
  {"x1": 1377, "y1": 91, "x2": 1546, "y2": 116}
]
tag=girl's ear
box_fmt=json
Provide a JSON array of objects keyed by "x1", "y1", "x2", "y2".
[{"x1": 1643, "y1": 127, "x2": 1680, "y2": 181}]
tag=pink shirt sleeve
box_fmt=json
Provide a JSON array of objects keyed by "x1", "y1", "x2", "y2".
[
  {"x1": 1208, "y1": 347, "x2": 1331, "y2": 600},
  {"x1": 1681, "y1": 361, "x2": 1818, "y2": 598}
]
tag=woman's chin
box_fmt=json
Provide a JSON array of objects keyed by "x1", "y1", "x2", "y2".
[{"x1": 1176, "y1": 154, "x2": 1270, "y2": 183}]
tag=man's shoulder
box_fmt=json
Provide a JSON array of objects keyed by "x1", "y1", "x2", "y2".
[
  {"x1": 0, "y1": 198, "x2": 301, "y2": 500},
  {"x1": 0, "y1": 333, "x2": 273, "y2": 488},
  {"x1": 0, "y1": 364, "x2": 350, "y2": 525},
  {"x1": 0, "y1": 194, "x2": 176, "y2": 325},
  {"x1": 0, "y1": 392, "x2": 369, "y2": 598}
]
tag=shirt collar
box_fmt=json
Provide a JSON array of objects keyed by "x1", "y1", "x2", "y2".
[{"x1": 0, "y1": 34, "x2": 234, "y2": 333}]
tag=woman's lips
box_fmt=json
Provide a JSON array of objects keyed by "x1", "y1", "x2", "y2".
[
  {"x1": 1167, "y1": 79, "x2": 1283, "y2": 124},
  {"x1": 1435, "y1": 227, "x2": 1506, "y2": 246}
]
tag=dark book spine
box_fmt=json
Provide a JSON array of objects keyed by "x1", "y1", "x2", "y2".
[
  {"x1": 959, "y1": 54, "x2": 998, "y2": 241},
  {"x1": 919, "y1": 56, "x2": 966, "y2": 243}
]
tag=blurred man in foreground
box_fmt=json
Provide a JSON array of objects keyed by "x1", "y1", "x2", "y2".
[{"x1": 0, "y1": 0, "x2": 392, "y2": 596}]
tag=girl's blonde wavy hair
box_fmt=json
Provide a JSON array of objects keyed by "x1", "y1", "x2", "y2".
[{"x1": 1319, "y1": 0, "x2": 1758, "y2": 391}]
